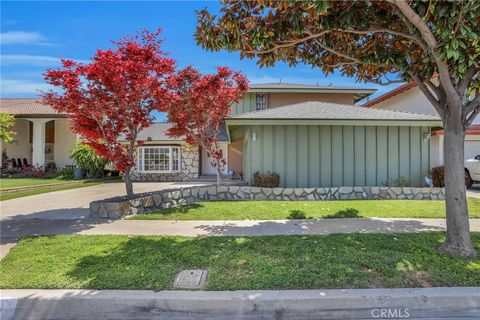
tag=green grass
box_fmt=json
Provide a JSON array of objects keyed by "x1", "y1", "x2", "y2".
[
  {"x1": 0, "y1": 182, "x2": 103, "y2": 201},
  {"x1": 0, "y1": 233, "x2": 479, "y2": 290},
  {"x1": 0, "y1": 178, "x2": 74, "y2": 189},
  {"x1": 129, "y1": 198, "x2": 480, "y2": 220}
]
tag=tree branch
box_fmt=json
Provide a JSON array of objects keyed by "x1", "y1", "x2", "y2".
[
  {"x1": 464, "y1": 95, "x2": 480, "y2": 115},
  {"x1": 392, "y1": 0, "x2": 438, "y2": 49},
  {"x1": 393, "y1": 0, "x2": 460, "y2": 102},
  {"x1": 458, "y1": 67, "x2": 478, "y2": 95},
  {"x1": 465, "y1": 106, "x2": 480, "y2": 129},
  {"x1": 245, "y1": 30, "x2": 331, "y2": 54},
  {"x1": 410, "y1": 73, "x2": 445, "y2": 118},
  {"x1": 424, "y1": 78, "x2": 442, "y2": 100}
]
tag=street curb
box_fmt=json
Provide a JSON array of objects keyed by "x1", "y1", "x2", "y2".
[{"x1": 1, "y1": 287, "x2": 480, "y2": 319}]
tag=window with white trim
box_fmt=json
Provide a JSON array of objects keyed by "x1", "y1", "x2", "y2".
[
  {"x1": 255, "y1": 93, "x2": 267, "y2": 110},
  {"x1": 137, "y1": 146, "x2": 181, "y2": 173}
]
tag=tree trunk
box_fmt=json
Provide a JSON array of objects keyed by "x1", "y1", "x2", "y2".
[
  {"x1": 124, "y1": 140, "x2": 136, "y2": 199},
  {"x1": 124, "y1": 167, "x2": 134, "y2": 198},
  {"x1": 215, "y1": 159, "x2": 222, "y2": 186},
  {"x1": 440, "y1": 106, "x2": 476, "y2": 256}
]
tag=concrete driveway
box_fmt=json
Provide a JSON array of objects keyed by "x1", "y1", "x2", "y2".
[{"x1": 0, "y1": 181, "x2": 210, "y2": 221}]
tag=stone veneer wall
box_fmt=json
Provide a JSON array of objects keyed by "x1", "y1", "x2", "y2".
[
  {"x1": 90, "y1": 185, "x2": 446, "y2": 219},
  {"x1": 129, "y1": 144, "x2": 199, "y2": 182}
]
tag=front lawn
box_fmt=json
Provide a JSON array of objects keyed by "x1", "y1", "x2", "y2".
[
  {"x1": 0, "y1": 233, "x2": 479, "y2": 290},
  {"x1": 0, "y1": 182, "x2": 101, "y2": 201},
  {"x1": 129, "y1": 198, "x2": 480, "y2": 220},
  {"x1": 0, "y1": 178, "x2": 73, "y2": 189}
]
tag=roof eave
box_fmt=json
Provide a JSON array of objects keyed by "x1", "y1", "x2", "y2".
[
  {"x1": 248, "y1": 88, "x2": 377, "y2": 94},
  {"x1": 226, "y1": 118, "x2": 442, "y2": 127}
]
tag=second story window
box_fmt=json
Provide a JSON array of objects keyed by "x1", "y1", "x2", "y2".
[{"x1": 256, "y1": 93, "x2": 267, "y2": 110}]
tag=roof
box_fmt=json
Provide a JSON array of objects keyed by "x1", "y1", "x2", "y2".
[
  {"x1": 228, "y1": 101, "x2": 441, "y2": 122},
  {"x1": 362, "y1": 74, "x2": 439, "y2": 107},
  {"x1": 362, "y1": 82, "x2": 416, "y2": 107},
  {"x1": 0, "y1": 98, "x2": 67, "y2": 118},
  {"x1": 121, "y1": 122, "x2": 230, "y2": 142},
  {"x1": 249, "y1": 82, "x2": 376, "y2": 102}
]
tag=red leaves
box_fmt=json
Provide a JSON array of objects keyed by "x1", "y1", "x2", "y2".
[
  {"x1": 166, "y1": 66, "x2": 248, "y2": 171},
  {"x1": 41, "y1": 28, "x2": 176, "y2": 174}
]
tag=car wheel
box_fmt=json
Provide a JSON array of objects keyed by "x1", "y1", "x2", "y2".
[{"x1": 465, "y1": 170, "x2": 474, "y2": 189}]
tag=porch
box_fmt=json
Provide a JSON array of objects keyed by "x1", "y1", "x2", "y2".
[{"x1": 1, "y1": 117, "x2": 77, "y2": 170}]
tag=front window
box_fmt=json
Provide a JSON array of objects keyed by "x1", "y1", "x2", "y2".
[
  {"x1": 256, "y1": 93, "x2": 267, "y2": 110},
  {"x1": 137, "y1": 146, "x2": 181, "y2": 173}
]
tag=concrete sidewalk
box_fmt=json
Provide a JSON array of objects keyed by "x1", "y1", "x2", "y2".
[
  {"x1": 2, "y1": 287, "x2": 479, "y2": 320},
  {"x1": 3, "y1": 217, "x2": 480, "y2": 238}
]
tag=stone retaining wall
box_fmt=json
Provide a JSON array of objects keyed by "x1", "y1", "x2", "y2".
[{"x1": 90, "y1": 185, "x2": 446, "y2": 219}]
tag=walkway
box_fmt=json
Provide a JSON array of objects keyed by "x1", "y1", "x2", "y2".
[
  {"x1": 0, "y1": 181, "x2": 211, "y2": 221},
  {"x1": 3, "y1": 217, "x2": 480, "y2": 239}
]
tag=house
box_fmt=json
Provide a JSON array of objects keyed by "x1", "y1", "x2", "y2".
[
  {"x1": 0, "y1": 82, "x2": 442, "y2": 187},
  {"x1": 363, "y1": 81, "x2": 480, "y2": 167},
  {"x1": 0, "y1": 98, "x2": 77, "y2": 169}
]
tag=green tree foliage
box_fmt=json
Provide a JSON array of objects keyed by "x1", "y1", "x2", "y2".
[
  {"x1": 0, "y1": 113, "x2": 15, "y2": 143},
  {"x1": 196, "y1": 0, "x2": 480, "y2": 256}
]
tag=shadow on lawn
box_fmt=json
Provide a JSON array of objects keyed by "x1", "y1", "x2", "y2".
[
  {"x1": 325, "y1": 208, "x2": 361, "y2": 219},
  {"x1": 157, "y1": 203, "x2": 204, "y2": 216},
  {"x1": 60, "y1": 233, "x2": 480, "y2": 291}
]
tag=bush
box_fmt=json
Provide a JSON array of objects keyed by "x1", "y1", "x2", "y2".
[
  {"x1": 69, "y1": 143, "x2": 109, "y2": 179},
  {"x1": 430, "y1": 166, "x2": 445, "y2": 187},
  {"x1": 252, "y1": 171, "x2": 280, "y2": 188},
  {"x1": 53, "y1": 169, "x2": 75, "y2": 180},
  {"x1": 381, "y1": 176, "x2": 411, "y2": 187},
  {"x1": 17, "y1": 165, "x2": 46, "y2": 178}
]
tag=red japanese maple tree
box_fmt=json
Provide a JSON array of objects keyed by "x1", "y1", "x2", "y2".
[
  {"x1": 42, "y1": 29, "x2": 176, "y2": 197},
  {"x1": 166, "y1": 66, "x2": 248, "y2": 185}
]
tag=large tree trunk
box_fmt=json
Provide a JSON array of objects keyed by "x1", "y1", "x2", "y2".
[{"x1": 440, "y1": 104, "x2": 476, "y2": 256}]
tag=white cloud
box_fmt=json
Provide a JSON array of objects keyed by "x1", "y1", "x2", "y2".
[
  {"x1": 1, "y1": 79, "x2": 52, "y2": 95},
  {"x1": 0, "y1": 31, "x2": 53, "y2": 45},
  {"x1": 1, "y1": 54, "x2": 89, "y2": 66}
]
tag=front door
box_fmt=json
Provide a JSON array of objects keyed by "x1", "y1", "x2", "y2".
[{"x1": 201, "y1": 143, "x2": 228, "y2": 175}]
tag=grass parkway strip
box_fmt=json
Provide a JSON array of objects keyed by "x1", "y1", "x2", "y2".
[
  {"x1": 129, "y1": 198, "x2": 480, "y2": 220},
  {"x1": 0, "y1": 233, "x2": 479, "y2": 291}
]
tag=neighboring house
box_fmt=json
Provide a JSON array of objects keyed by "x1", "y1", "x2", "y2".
[
  {"x1": 363, "y1": 81, "x2": 480, "y2": 167},
  {"x1": 0, "y1": 98, "x2": 77, "y2": 169},
  {"x1": 0, "y1": 82, "x2": 443, "y2": 187}
]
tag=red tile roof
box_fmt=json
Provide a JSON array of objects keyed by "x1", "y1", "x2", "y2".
[{"x1": 0, "y1": 98, "x2": 67, "y2": 117}]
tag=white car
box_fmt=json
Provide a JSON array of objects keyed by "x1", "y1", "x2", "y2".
[{"x1": 465, "y1": 155, "x2": 480, "y2": 188}]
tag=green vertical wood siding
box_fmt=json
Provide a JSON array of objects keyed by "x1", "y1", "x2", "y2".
[
  {"x1": 243, "y1": 124, "x2": 431, "y2": 187},
  {"x1": 231, "y1": 93, "x2": 256, "y2": 115}
]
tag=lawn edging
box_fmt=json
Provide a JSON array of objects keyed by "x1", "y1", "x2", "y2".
[
  {"x1": 3, "y1": 287, "x2": 479, "y2": 320},
  {"x1": 90, "y1": 185, "x2": 445, "y2": 219}
]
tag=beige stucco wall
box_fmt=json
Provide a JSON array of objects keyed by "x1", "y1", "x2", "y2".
[
  {"x1": 371, "y1": 83, "x2": 480, "y2": 167},
  {"x1": 268, "y1": 92, "x2": 354, "y2": 108},
  {"x1": 373, "y1": 86, "x2": 438, "y2": 115},
  {"x1": 3, "y1": 118, "x2": 31, "y2": 164},
  {"x1": 54, "y1": 119, "x2": 76, "y2": 168}
]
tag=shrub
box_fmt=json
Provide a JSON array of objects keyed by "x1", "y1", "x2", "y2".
[
  {"x1": 381, "y1": 176, "x2": 411, "y2": 187},
  {"x1": 54, "y1": 169, "x2": 75, "y2": 180},
  {"x1": 17, "y1": 165, "x2": 46, "y2": 178},
  {"x1": 430, "y1": 166, "x2": 445, "y2": 187},
  {"x1": 252, "y1": 171, "x2": 280, "y2": 188},
  {"x1": 69, "y1": 143, "x2": 109, "y2": 178}
]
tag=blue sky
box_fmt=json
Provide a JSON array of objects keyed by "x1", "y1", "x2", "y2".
[{"x1": 1, "y1": 1, "x2": 403, "y2": 120}]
